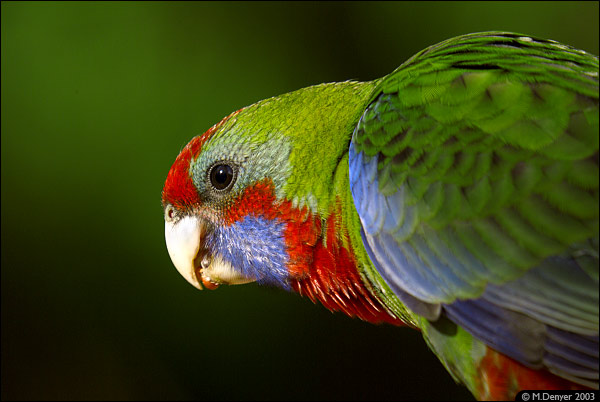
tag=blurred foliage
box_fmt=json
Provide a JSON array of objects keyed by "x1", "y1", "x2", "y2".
[{"x1": 2, "y1": 1, "x2": 598, "y2": 400}]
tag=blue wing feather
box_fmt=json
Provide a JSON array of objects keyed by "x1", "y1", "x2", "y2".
[
  {"x1": 352, "y1": 139, "x2": 599, "y2": 385},
  {"x1": 348, "y1": 32, "x2": 599, "y2": 388}
]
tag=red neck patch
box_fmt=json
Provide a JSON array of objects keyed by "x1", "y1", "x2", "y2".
[
  {"x1": 287, "y1": 201, "x2": 404, "y2": 326},
  {"x1": 162, "y1": 109, "x2": 242, "y2": 210},
  {"x1": 223, "y1": 180, "x2": 404, "y2": 325}
]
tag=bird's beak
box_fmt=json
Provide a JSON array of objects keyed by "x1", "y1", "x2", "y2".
[
  {"x1": 165, "y1": 215, "x2": 205, "y2": 289},
  {"x1": 164, "y1": 214, "x2": 256, "y2": 290}
]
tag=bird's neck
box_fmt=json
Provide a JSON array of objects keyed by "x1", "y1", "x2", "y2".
[
  {"x1": 226, "y1": 172, "x2": 404, "y2": 324},
  {"x1": 287, "y1": 203, "x2": 404, "y2": 326},
  {"x1": 284, "y1": 153, "x2": 404, "y2": 326}
]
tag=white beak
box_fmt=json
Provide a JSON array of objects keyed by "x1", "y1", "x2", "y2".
[
  {"x1": 164, "y1": 213, "x2": 256, "y2": 290},
  {"x1": 165, "y1": 215, "x2": 203, "y2": 290}
]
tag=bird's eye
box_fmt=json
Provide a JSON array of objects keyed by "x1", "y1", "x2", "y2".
[
  {"x1": 165, "y1": 205, "x2": 177, "y2": 222},
  {"x1": 209, "y1": 163, "x2": 235, "y2": 191}
]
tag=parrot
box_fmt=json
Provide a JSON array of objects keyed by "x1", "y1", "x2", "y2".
[{"x1": 161, "y1": 32, "x2": 599, "y2": 400}]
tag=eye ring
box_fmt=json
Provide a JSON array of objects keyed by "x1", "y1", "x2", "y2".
[
  {"x1": 165, "y1": 204, "x2": 177, "y2": 222},
  {"x1": 208, "y1": 162, "x2": 236, "y2": 191}
]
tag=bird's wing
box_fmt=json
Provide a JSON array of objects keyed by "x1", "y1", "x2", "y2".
[{"x1": 349, "y1": 32, "x2": 599, "y2": 387}]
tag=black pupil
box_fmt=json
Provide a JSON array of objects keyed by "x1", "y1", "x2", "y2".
[{"x1": 211, "y1": 164, "x2": 234, "y2": 190}]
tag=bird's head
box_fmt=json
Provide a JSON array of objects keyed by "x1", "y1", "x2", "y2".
[
  {"x1": 161, "y1": 101, "x2": 298, "y2": 291},
  {"x1": 161, "y1": 82, "x2": 378, "y2": 295}
]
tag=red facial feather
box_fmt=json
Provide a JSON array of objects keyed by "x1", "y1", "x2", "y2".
[
  {"x1": 224, "y1": 180, "x2": 281, "y2": 225},
  {"x1": 162, "y1": 140, "x2": 202, "y2": 210},
  {"x1": 162, "y1": 109, "x2": 243, "y2": 209}
]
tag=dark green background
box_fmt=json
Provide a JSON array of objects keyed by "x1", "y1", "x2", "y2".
[{"x1": 2, "y1": 1, "x2": 598, "y2": 400}]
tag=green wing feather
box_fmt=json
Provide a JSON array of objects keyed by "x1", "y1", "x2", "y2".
[
  {"x1": 352, "y1": 32, "x2": 598, "y2": 295},
  {"x1": 349, "y1": 32, "x2": 599, "y2": 389}
]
